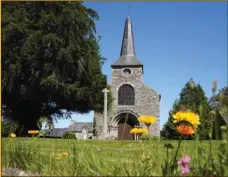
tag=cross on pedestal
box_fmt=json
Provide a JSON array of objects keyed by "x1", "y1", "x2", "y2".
[{"x1": 102, "y1": 88, "x2": 109, "y2": 137}]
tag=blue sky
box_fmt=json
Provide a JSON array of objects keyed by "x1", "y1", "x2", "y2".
[{"x1": 54, "y1": 2, "x2": 227, "y2": 129}]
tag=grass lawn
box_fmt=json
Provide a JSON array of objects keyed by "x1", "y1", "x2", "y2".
[{"x1": 2, "y1": 138, "x2": 224, "y2": 176}]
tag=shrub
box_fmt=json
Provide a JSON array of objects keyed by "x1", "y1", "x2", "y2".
[
  {"x1": 2, "y1": 119, "x2": 18, "y2": 137},
  {"x1": 62, "y1": 131, "x2": 76, "y2": 139}
]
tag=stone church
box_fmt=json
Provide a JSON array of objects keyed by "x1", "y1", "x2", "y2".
[{"x1": 94, "y1": 17, "x2": 161, "y2": 140}]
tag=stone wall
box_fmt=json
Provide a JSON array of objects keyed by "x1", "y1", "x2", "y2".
[
  {"x1": 75, "y1": 132, "x2": 93, "y2": 139},
  {"x1": 93, "y1": 66, "x2": 161, "y2": 138}
]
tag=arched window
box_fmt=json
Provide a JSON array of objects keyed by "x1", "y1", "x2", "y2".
[{"x1": 118, "y1": 84, "x2": 135, "y2": 105}]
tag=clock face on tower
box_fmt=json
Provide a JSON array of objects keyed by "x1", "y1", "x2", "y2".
[{"x1": 122, "y1": 68, "x2": 132, "y2": 78}]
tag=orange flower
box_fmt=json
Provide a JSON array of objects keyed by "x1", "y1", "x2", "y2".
[
  {"x1": 176, "y1": 125, "x2": 194, "y2": 135},
  {"x1": 28, "y1": 130, "x2": 40, "y2": 135}
]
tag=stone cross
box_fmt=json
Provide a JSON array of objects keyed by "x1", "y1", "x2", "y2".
[{"x1": 102, "y1": 88, "x2": 109, "y2": 137}]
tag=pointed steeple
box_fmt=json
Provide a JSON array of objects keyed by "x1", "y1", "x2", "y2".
[
  {"x1": 111, "y1": 17, "x2": 142, "y2": 67},
  {"x1": 120, "y1": 17, "x2": 136, "y2": 57}
]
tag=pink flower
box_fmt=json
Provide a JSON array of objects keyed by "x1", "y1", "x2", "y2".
[
  {"x1": 178, "y1": 156, "x2": 191, "y2": 176},
  {"x1": 180, "y1": 166, "x2": 190, "y2": 176},
  {"x1": 178, "y1": 156, "x2": 191, "y2": 166}
]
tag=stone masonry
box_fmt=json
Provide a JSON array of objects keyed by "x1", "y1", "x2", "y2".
[{"x1": 94, "y1": 17, "x2": 161, "y2": 139}]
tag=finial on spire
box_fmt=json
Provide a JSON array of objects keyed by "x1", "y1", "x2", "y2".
[{"x1": 128, "y1": 4, "x2": 131, "y2": 17}]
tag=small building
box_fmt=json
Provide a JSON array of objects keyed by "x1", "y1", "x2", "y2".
[
  {"x1": 68, "y1": 122, "x2": 93, "y2": 139},
  {"x1": 46, "y1": 122, "x2": 93, "y2": 139}
]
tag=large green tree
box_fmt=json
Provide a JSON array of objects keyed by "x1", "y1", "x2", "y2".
[
  {"x1": 161, "y1": 79, "x2": 212, "y2": 140},
  {"x1": 2, "y1": 2, "x2": 109, "y2": 135},
  {"x1": 160, "y1": 100, "x2": 181, "y2": 139}
]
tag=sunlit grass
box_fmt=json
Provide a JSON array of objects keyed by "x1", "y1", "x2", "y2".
[{"x1": 2, "y1": 138, "x2": 223, "y2": 176}]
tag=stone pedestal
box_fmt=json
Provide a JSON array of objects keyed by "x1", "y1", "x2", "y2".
[{"x1": 110, "y1": 126, "x2": 118, "y2": 138}]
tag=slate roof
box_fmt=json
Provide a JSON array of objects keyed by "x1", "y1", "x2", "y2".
[
  {"x1": 47, "y1": 128, "x2": 68, "y2": 137},
  {"x1": 112, "y1": 56, "x2": 142, "y2": 66},
  {"x1": 111, "y1": 17, "x2": 143, "y2": 67},
  {"x1": 67, "y1": 122, "x2": 93, "y2": 132},
  {"x1": 46, "y1": 122, "x2": 93, "y2": 138}
]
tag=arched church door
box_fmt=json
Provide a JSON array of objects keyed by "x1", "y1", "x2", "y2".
[{"x1": 118, "y1": 114, "x2": 136, "y2": 140}]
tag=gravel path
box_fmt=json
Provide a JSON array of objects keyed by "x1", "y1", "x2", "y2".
[{"x1": 2, "y1": 168, "x2": 40, "y2": 176}]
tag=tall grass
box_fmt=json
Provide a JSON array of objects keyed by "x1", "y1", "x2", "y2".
[{"x1": 2, "y1": 138, "x2": 226, "y2": 176}]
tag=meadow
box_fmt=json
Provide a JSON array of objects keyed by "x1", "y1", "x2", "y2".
[{"x1": 2, "y1": 138, "x2": 226, "y2": 176}]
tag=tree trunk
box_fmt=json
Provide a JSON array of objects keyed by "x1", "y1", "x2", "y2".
[
  {"x1": 16, "y1": 117, "x2": 40, "y2": 137},
  {"x1": 13, "y1": 101, "x2": 41, "y2": 137}
]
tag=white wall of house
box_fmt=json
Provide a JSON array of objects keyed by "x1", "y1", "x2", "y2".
[{"x1": 74, "y1": 127, "x2": 93, "y2": 140}]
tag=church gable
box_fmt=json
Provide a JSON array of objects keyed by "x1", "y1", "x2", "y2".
[{"x1": 93, "y1": 17, "x2": 161, "y2": 139}]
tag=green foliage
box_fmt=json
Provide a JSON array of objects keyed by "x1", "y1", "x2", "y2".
[
  {"x1": 2, "y1": 119, "x2": 19, "y2": 136},
  {"x1": 62, "y1": 131, "x2": 76, "y2": 139},
  {"x1": 161, "y1": 79, "x2": 212, "y2": 140},
  {"x1": 209, "y1": 86, "x2": 228, "y2": 139},
  {"x1": 217, "y1": 87, "x2": 228, "y2": 119},
  {"x1": 191, "y1": 126, "x2": 228, "y2": 176},
  {"x1": 218, "y1": 87, "x2": 228, "y2": 107},
  {"x1": 161, "y1": 126, "x2": 228, "y2": 176},
  {"x1": 37, "y1": 117, "x2": 46, "y2": 130},
  {"x1": 2, "y1": 2, "x2": 107, "y2": 134},
  {"x1": 36, "y1": 116, "x2": 54, "y2": 137},
  {"x1": 141, "y1": 134, "x2": 159, "y2": 140},
  {"x1": 3, "y1": 141, "x2": 41, "y2": 172},
  {"x1": 161, "y1": 141, "x2": 180, "y2": 176},
  {"x1": 141, "y1": 134, "x2": 153, "y2": 140}
]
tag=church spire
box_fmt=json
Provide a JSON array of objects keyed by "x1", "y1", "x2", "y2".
[
  {"x1": 120, "y1": 17, "x2": 135, "y2": 57},
  {"x1": 111, "y1": 17, "x2": 142, "y2": 67}
]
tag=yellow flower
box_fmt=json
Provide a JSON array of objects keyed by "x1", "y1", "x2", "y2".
[
  {"x1": 28, "y1": 130, "x2": 40, "y2": 135},
  {"x1": 130, "y1": 128, "x2": 139, "y2": 134},
  {"x1": 10, "y1": 133, "x2": 16, "y2": 138},
  {"x1": 130, "y1": 128, "x2": 148, "y2": 134},
  {"x1": 138, "y1": 115, "x2": 157, "y2": 125},
  {"x1": 62, "y1": 152, "x2": 68, "y2": 156},
  {"x1": 172, "y1": 111, "x2": 200, "y2": 128},
  {"x1": 136, "y1": 128, "x2": 142, "y2": 134},
  {"x1": 55, "y1": 156, "x2": 61, "y2": 160}
]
